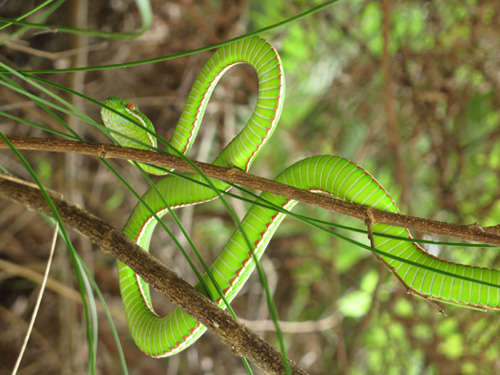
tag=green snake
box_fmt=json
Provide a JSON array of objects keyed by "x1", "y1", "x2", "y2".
[{"x1": 101, "y1": 36, "x2": 500, "y2": 358}]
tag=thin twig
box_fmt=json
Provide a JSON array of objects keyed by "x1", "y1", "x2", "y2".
[
  {"x1": 0, "y1": 258, "x2": 125, "y2": 321},
  {"x1": 0, "y1": 174, "x2": 308, "y2": 375},
  {"x1": 365, "y1": 208, "x2": 445, "y2": 315},
  {"x1": 12, "y1": 222, "x2": 58, "y2": 375},
  {"x1": 2, "y1": 38, "x2": 107, "y2": 60},
  {"x1": 364, "y1": 208, "x2": 376, "y2": 248},
  {"x1": 239, "y1": 314, "x2": 338, "y2": 333},
  {"x1": 2, "y1": 136, "x2": 500, "y2": 246}
]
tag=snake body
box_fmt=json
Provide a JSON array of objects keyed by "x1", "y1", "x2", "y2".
[{"x1": 101, "y1": 37, "x2": 500, "y2": 358}]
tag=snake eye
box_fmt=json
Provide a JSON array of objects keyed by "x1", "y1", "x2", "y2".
[{"x1": 125, "y1": 103, "x2": 137, "y2": 110}]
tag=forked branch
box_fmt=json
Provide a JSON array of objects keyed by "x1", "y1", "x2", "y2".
[{"x1": 0, "y1": 173, "x2": 307, "y2": 375}]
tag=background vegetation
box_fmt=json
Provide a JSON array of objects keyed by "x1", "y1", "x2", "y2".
[{"x1": 1, "y1": 0, "x2": 500, "y2": 374}]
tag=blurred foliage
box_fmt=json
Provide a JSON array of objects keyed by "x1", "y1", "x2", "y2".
[
  {"x1": 1, "y1": 0, "x2": 500, "y2": 374},
  {"x1": 250, "y1": 0, "x2": 500, "y2": 373}
]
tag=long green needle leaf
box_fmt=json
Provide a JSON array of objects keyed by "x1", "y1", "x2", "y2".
[
  {"x1": 5, "y1": 0, "x2": 341, "y2": 74},
  {"x1": 0, "y1": 0, "x2": 152, "y2": 39},
  {"x1": 0, "y1": 133, "x2": 99, "y2": 374}
]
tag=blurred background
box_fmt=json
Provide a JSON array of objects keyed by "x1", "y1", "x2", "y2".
[{"x1": 1, "y1": 0, "x2": 500, "y2": 374}]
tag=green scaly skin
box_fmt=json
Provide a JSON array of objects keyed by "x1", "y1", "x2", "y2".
[{"x1": 101, "y1": 36, "x2": 500, "y2": 358}]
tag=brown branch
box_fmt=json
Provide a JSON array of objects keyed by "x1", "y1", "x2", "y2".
[
  {"x1": 0, "y1": 174, "x2": 307, "y2": 375},
  {"x1": 2, "y1": 136, "x2": 500, "y2": 246}
]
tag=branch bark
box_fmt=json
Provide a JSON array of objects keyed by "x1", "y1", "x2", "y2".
[
  {"x1": 0, "y1": 173, "x2": 307, "y2": 375},
  {"x1": 2, "y1": 136, "x2": 500, "y2": 246}
]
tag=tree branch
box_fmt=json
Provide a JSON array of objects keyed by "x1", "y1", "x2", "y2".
[
  {"x1": 2, "y1": 136, "x2": 500, "y2": 246},
  {"x1": 0, "y1": 173, "x2": 307, "y2": 375}
]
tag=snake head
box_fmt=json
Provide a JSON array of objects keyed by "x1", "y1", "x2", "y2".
[
  {"x1": 101, "y1": 97, "x2": 168, "y2": 175},
  {"x1": 100, "y1": 96, "x2": 157, "y2": 150}
]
